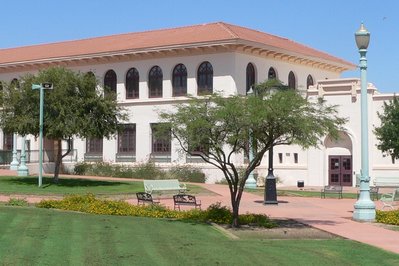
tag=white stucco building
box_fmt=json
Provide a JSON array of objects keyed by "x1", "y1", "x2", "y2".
[{"x1": 0, "y1": 22, "x2": 397, "y2": 187}]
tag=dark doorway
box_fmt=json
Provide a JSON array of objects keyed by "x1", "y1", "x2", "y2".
[{"x1": 328, "y1": 155, "x2": 352, "y2": 186}]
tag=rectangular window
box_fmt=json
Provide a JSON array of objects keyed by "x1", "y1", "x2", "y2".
[
  {"x1": 118, "y1": 124, "x2": 136, "y2": 153},
  {"x1": 294, "y1": 153, "x2": 298, "y2": 164},
  {"x1": 278, "y1": 153, "x2": 283, "y2": 164},
  {"x1": 151, "y1": 123, "x2": 171, "y2": 155},
  {"x1": 86, "y1": 138, "x2": 103, "y2": 154},
  {"x1": 3, "y1": 133, "x2": 13, "y2": 150}
]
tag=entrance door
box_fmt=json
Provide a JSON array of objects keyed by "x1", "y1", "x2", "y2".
[{"x1": 328, "y1": 156, "x2": 352, "y2": 186}]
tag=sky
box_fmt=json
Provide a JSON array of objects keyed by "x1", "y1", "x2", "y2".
[{"x1": 0, "y1": 0, "x2": 398, "y2": 92}]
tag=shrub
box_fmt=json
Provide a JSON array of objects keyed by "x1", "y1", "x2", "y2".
[
  {"x1": 6, "y1": 198, "x2": 29, "y2": 207},
  {"x1": 73, "y1": 161, "x2": 205, "y2": 183},
  {"x1": 168, "y1": 165, "x2": 206, "y2": 183},
  {"x1": 376, "y1": 210, "x2": 399, "y2": 225},
  {"x1": 36, "y1": 194, "x2": 275, "y2": 227}
]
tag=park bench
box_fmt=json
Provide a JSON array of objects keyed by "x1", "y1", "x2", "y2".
[
  {"x1": 374, "y1": 177, "x2": 399, "y2": 188},
  {"x1": 173, "y1": 194, "x2": 201, "y2": 211},
  {"x1": 136, "y1": 192, "x2": 160, "y2": 205},
  {"x1": 321, "y1": 185, "x2": 343, "y2": 199},
  {"x1": 143, "y1": 179, "x2": 187, "y2": 195},
  {"x1": 380, "y1": 188, "x2": 399, "y2": 210},
  {"x1": 357, "y1": 186, "x2": 379, "y2": 201}
]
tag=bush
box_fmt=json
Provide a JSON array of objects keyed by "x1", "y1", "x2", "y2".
[
  {"x1": 6, "y1": 198, "x2": 29, "y2": 207},
  {"x1": 168, "y1": 165, "x2": 206, "y2": 183},
  {"x1": 73, "y1": 161, "x2": 205, "y2": 183},
  {"x1": 36, "y1": 194, "x2": 276, "y2": 227},
  {"x1": 376, "y1": 210, "x2": 399, "y2": 225}
]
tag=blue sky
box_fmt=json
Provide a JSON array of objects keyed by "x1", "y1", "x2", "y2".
[{"x1": 1, "y1": 0, "x2": 398, "y2": 92}]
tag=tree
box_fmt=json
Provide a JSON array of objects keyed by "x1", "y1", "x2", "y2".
[
  {"x1": 374, "y1": 96, "x2": 399, "y2": 159},
  {"x1": 159, "y1": 80, "x2": 346, "y2": 227},
  {"x1": 0, "y1": 67, "x2": 127, "y2": 183}
]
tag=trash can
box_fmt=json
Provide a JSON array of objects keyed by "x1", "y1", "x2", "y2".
[{"x1": 297, "y1": 180, "x2": 304, "y2": 188}]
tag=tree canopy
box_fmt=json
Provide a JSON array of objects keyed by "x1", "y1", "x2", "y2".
[
  {"x1": 0, "y1": 67, "x2": 127, "y2": 182},
  {"x1": 374, "y1": 96, "x2": 399, "y2": 159},
  {"x1": 159, "y1": 80, "x2": 347, "y2": 227}
]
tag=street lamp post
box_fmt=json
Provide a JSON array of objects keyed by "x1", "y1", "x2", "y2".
[
  {"x1": 32, "y1": 83, "x2": 53, "y2": 187},
  {"x1": 17, "y1": 136, "x2": 29, "y2": 176},
  {"x1": 245, "y1": 87, "x2": 257, "y2": 189},
  {"x1": 353, "y1": 23, "x2": 376, "y2": 221},
  {"x1": 264, "y1": 145, "x2": 278, "y2": 204},
  {"x1": 9, "y1": 133, "x2": 19, "y2": 170}
]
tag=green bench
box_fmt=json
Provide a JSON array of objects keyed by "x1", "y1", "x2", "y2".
[
  {"x1": 143, "y1": 179, "x2": 187, "y2": 194},
  {"x1": 321, "y1": 185, "x2": 343, "y2": 199},
  {"x1": 380, "y1": 188, "x2": 399, "y2": 210}
]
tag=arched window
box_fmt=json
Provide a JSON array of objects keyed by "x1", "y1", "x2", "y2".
[
  {"x1": 307, "y1": 75, "x2": 314, "y2": 90},
  {"x1": 288, "y1": 71, "x2": 296, "y2": 89},
  {"x1": 126, "y1": 68, "x2": 139, "y2": 99},
  {"x1": 197, "y1": 61, "x2": 213, "y2": 95},
  {"x1": 246, "y1": 63, "x2": 256, "y2": 93},
  {"x1": 148, "y1": 66, "x2": 163, "y2": 98},
  {"x1": 172, "y1": 64, "x2": 187, "y2": 96},
  {"x1": 268, "y1": 67, "x2": 277, "y2": 80},
  {"x1": 104, "y1": 70, "x2": 117, "y2": 98}
]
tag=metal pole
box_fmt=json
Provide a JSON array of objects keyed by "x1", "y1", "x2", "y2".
[
  {"x1": 245, "y1": 87, "x2": 257, "y2": 189},
  {"x1": 10, "y1": 133, "x2": 19, "y2": 170},
  {"x1": 353, "y1": 24, "x2": 375, "y2": 221},
  {"x1": 17, "y1": 136, "x2": 29, "y2": 176},
  {"x1": 264, "y1": 146, "x2": 278, "y2": 204},
  {"x1": 38, "y1": 86, "x2": 44, "y2": 187}
]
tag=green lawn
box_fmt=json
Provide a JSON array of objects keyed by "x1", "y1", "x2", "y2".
[
  {"x1": 247, "y1": 188, "x2": 359, "y2": 199},
  {"x1": 0, "y1": 207, "x2": 398, "y2": 265},
  {"x1": 0, "y1": 176, "x2": 208, "y2": 196}
]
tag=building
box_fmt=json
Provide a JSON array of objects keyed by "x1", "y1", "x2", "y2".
[{"x1": 0, "y1": 22, "x2": 397, "y2": 186}]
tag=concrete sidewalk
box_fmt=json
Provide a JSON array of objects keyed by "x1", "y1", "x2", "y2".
[{"x1": 0, "y1": 170, "x2": 398, "y2": 254}]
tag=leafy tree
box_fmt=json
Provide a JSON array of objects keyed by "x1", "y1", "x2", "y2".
[
  {"x1": 374, "y1": 96, "x2": 399, "y2": 159},
  {"x1": 0, "y1": 67, "x2": 127, "y2": 183},
  {"x1": 159, "y1": 80, "x2": 346, "y2": 227}
]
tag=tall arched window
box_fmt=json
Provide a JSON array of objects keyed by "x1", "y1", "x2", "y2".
[
  {"x1": 307, "y1": 75, "x2": 314, "y2": 90},
  {"x1": 172, "y1": 64, "x2": 187, "y2": 96},
  {"x1": 246, "y1": 63, "x2": 256, "y2": 93},
  {"x1": 197, "y1": 61, "x2": 213, "y2": 95},
  {"x1": 268, "y1": 67, "x2": 277, "y2": 80},
  {"x1": 104, "y1": 70, "x2": 117, "y2": 98},
  {"x1": 126, "y1": 68, "x2": 139, "y2": 99},
  {"x1": 148, "y1": 66, "x2": 163, "y2": 98},
  {"x1": 288, "y1": 71, "x2": 296, "y2": 89}
]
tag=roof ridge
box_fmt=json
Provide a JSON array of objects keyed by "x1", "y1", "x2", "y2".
[{"x1": 217, "y1": 22, "x2": 239, "y2": 39}]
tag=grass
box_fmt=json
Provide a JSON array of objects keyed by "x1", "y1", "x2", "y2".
[
  {"x1": 0, "y1": 176, "x2": 209, "y2": 196},
  {"x1": 0, "y1": 206, "x2": 398, "y2": 265},
  {"x1": 246, "y1": 188, "x2": 359, "y2": 199}
]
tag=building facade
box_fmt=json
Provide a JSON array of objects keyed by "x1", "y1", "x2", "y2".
[{"x1": 0, "y1": 22, "x2": 397, "y2": 186}]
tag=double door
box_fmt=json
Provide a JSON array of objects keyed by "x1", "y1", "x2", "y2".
[{"x1": 328, "y1": 156, "x2": 352, "y2": 186}]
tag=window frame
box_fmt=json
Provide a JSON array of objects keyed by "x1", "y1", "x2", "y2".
[
  {"x1": 118, "y1": 124, "x2": 136, "y2": 154},
  {"x1": 148, "y1": 66, "x2": 163, "y2": 98},
  {"x1": 246, "y1": 63, "x2": 256, "y2": 93},
  {"x1": 104, "y1": 70, "x2": 117, "y2": 98},
  {"x1": 151, "y1": 123, "x2": 171, "y2": 155},
  {"x1": 126, "y1": 68, "x2": 140, "y2": 99},
  {"x1": 172, "y1": 64, "x2": 187, "y2": 97},
  {"x1": 197, "y1": 61, "x2": 213, "y2": 95},
  {"x1": 288, "y1": 71, "x2": 296, "y2": 89}
]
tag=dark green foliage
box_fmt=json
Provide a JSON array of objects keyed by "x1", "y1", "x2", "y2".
[
  {"x1": 73, "y1": 161, "x2": 206, "y2": 183},
  {"x1": 375, "y1": 96, "x2": 399, "y2": 159}
]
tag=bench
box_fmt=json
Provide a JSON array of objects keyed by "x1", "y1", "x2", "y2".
[
  {"x1": 321, "y1": 185, "x2": 343, "y2": 199},
  {"x1": 173, "y1": 194, "x2": 201, "y2": 210},
  {"x1": 136, "y1": 192, "x2": 160, "y2": 205},
  {"x1": 374, "y1": 177, "x2": 399, "y2": 188},
  {"x1": 357, "y1": 186, "x2": 379, "y2": 201},
  {"x1": 380, "y1": 188, "x2": 399, "y2": 210},
  {"x1": 143, "y1": 179, "x2": 186, "y2": 194}
]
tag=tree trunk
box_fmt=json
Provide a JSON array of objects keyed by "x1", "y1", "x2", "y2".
[
  {"x1": 53, "y1": 139, "x2": 62, "y2": 184},
  {"x1": 231, "y1": 201, "x2": 240, "y2": 228}
]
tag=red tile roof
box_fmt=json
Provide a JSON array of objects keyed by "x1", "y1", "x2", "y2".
[{"x1": 0, "y1": 22, "x2": 353, "y2": 68}]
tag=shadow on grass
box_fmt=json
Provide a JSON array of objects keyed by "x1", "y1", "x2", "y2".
[{"x1": 7, "y1": 177, "x2": 129, "y2": 188}]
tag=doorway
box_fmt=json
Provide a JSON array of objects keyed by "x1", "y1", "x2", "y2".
[{"x1": 328, "y1": 155, "x2": 352, "y2": 186}]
